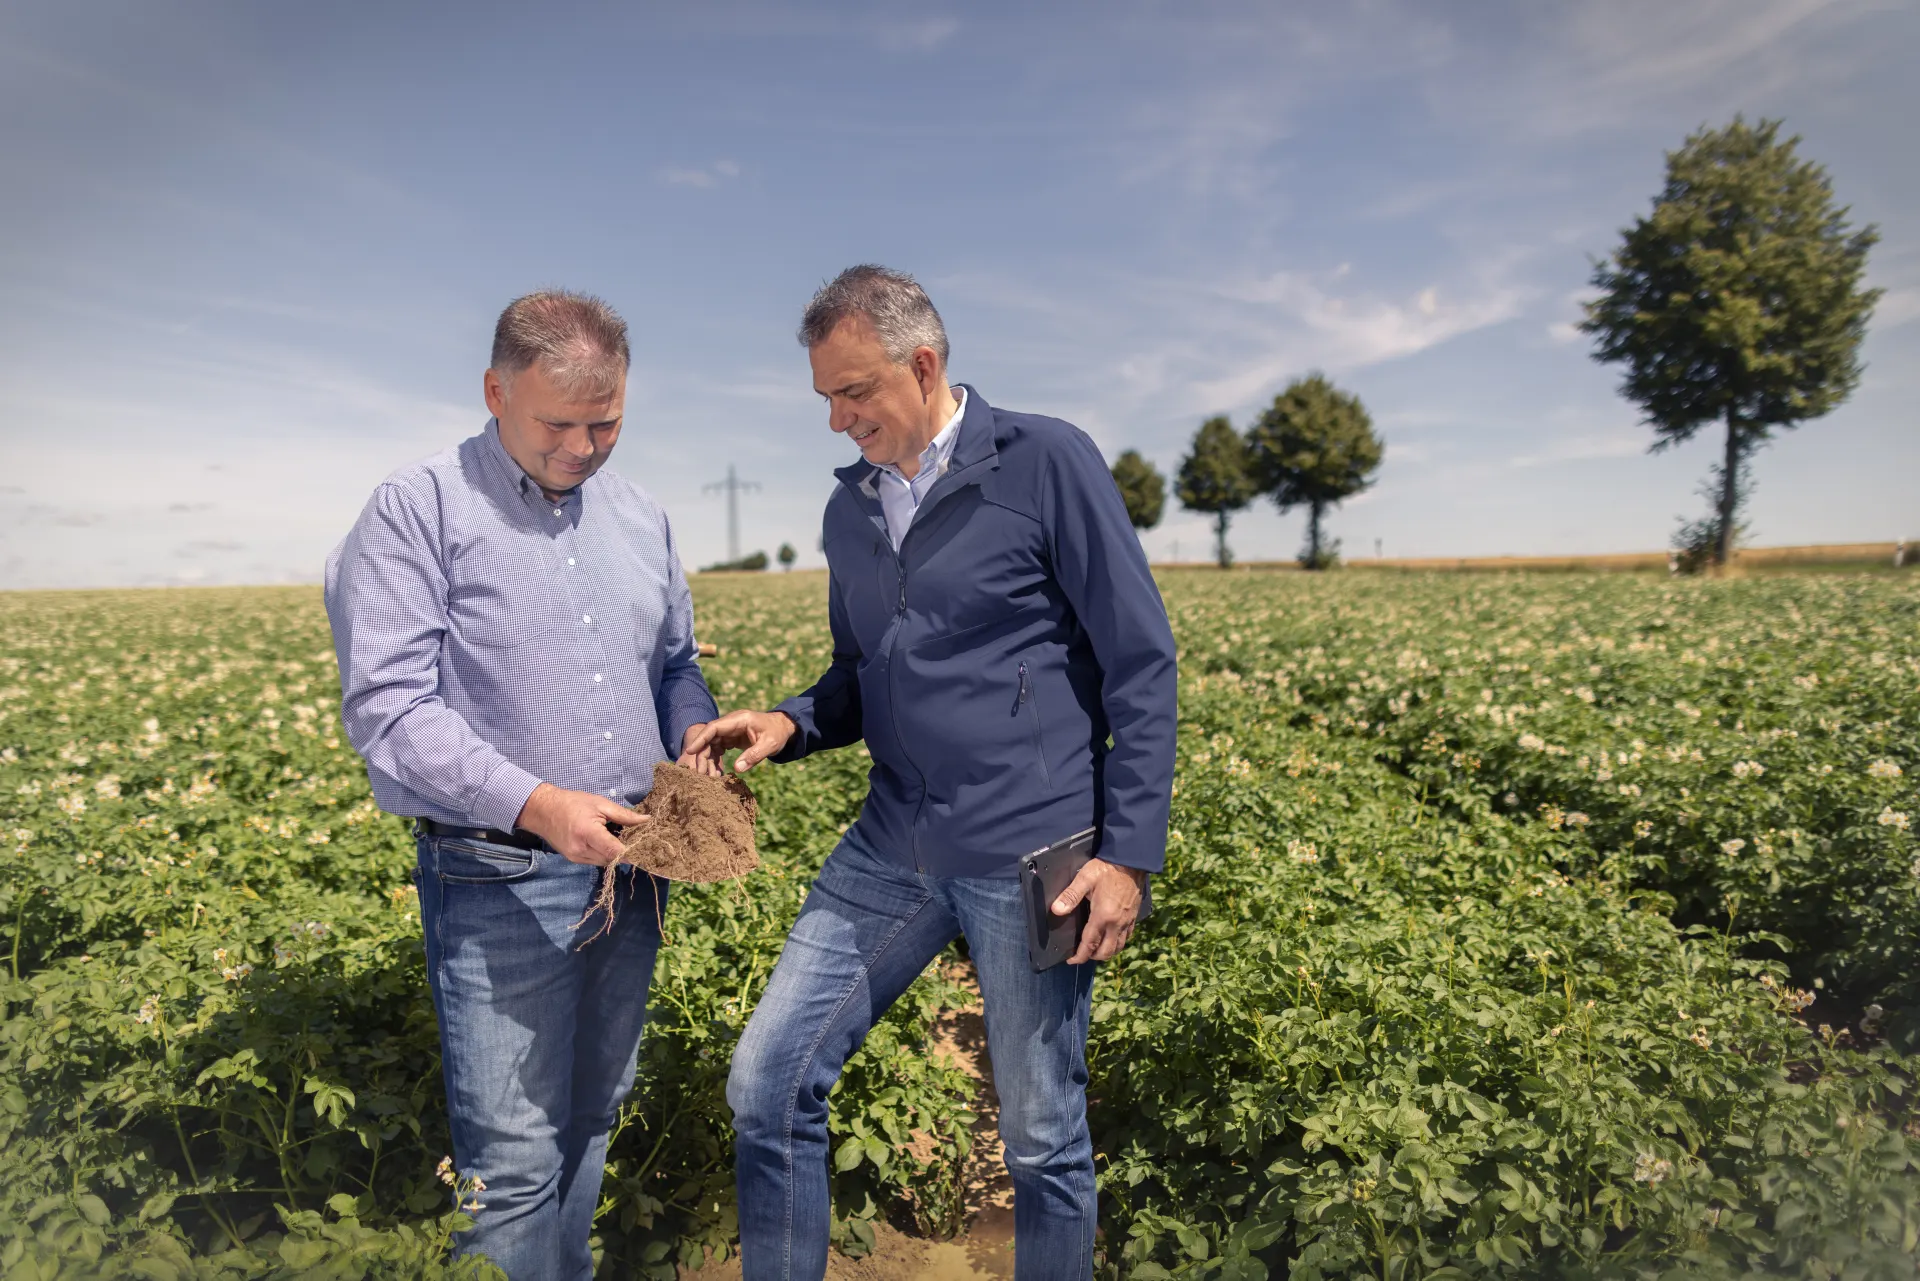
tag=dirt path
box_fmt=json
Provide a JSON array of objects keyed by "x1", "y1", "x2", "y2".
[{"x1": 682, "y1": 962, "x2": 1015, "y2": 1280}]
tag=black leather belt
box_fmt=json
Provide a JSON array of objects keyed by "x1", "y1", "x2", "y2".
[{"x1": 417, "y1": 819, "x2": 546, "y2": 851}]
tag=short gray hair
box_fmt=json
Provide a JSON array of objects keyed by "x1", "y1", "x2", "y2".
[
  {"x1": 491, "y1": 290, "x2": 630, "y2": 399},
  {"x1": 798, "y1": 265, "x2": 949, "y2": 366}
]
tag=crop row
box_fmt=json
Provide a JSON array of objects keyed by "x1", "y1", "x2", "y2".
[{"x1": 2, "y1": 573, "x2": 1918, "y2": 1279}]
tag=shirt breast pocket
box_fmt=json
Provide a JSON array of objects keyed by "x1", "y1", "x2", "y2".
[{"x1": 447, "y1": 547, "x2": 556, "y2": 649}]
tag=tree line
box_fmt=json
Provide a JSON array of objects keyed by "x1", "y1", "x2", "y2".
[
  {"x1": 1109, "y1": 116, "x2": 1882, "y2": 575},
  {"x1": 1112, "y1": 374, "x2": 1384, "y2": 569}
]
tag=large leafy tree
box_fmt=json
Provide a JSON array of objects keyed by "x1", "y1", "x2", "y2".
[
  {"x1": 1176, "y1": 416, "x2": 1257, "y2": 568},
  {"x1": 1582, "y1": 116, "x2": 1879, "y2": 570},
  {"x1": 1245, "y1": 374, "x2": 1383, "y2": 570},
  {"x1": 1110, "y1": 449, "x2": 1167, "y2": 532}
]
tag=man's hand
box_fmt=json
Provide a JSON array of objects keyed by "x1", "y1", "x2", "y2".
[
  {"x1": 680, "y1": 711, "x2": 798, "y2": 774},
  {"x1": 1050, "y1": 858, "x2": 1149, "y2": 964},
  {"x1": 515, "y1": 782, "x2": 647, "y2": 866},
  {"x1": 677, "y1": 729, "x2": 727, "y2": 778}
]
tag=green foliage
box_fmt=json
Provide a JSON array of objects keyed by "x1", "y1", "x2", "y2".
[
  {"x1": 1112, "y1": 450, "x2": 1168, "y2": 532},
  {"x1": 776, "y1": 544, "x2": 797, "y2": 571},
  {"x1": 1245, "y1": 375, "x2": 1383, "y2": 571},
  {"x1": 1582, "y1": 116, "x2": 1880, "y2": 570},
  {"x1": 1177, "y1": 417, "x2": 1258, "y2": 569},
  {"x1": 5, "y1": 573, "x2": 1919, "y2": 1278},
  {"x1": 0, "y1": 586, "x2": 974, "y2": 1278},
  {"x1": 699, "y1": 551, "x2": 770, "y2": 573},
  {"x1": 1096, "y1": 571, "x2": 1920, "y2": 1277}
]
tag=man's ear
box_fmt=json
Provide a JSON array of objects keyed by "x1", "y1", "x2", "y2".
[
  {"x1": 911, "y1": 347, "x2": 942, "y2": 398},
  {"x1": 483, "y1": 368, "x2": 509, "y2": 419}
]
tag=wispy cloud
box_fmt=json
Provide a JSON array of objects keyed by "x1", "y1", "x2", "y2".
[
  {"x1": 873, "y1": 16, "x2": 959, "y2": 52},
  {"x1": 659, "y1": 159, "x2": 742, "y2": 189}
]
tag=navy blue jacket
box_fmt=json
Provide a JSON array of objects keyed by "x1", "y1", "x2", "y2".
[{"x1": 774, "y1": 387, "x2": 1178, "y2": 878}]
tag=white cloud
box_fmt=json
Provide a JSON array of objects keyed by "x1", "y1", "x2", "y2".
[
  {"x1": 873, "y1": 16, "x2": 959, "y2": 52},
  {"x1": 659, "y1": 161, "x2": 742, "y2": 189},
  {"x1": 1510, "y1": 429, "x2": 1647, "y2": 469}
]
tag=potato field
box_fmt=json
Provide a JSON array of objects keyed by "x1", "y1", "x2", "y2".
[{"x1": 2, "y1": 570, "x2": 1918, "y2": 1280}]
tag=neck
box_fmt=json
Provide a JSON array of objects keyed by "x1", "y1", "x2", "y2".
[{"x1": 895, "y1": 382, "x2": 960, "y2": 481}]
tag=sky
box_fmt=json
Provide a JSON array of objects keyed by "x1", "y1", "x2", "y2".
[{"x1": 0, "y1": 0, "x2": 1915, "y2": 588}]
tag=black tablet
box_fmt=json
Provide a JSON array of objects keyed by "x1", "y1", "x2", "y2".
[{"x1": 1019, "y1": 827, "x2": 1099, "y2": 971}]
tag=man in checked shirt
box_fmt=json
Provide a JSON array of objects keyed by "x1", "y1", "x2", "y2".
[{"x1": 324, "y1": 290, "x2": 721, "y2": 1281}]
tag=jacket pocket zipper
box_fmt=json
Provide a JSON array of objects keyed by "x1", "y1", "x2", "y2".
[{"x1": 1018, "y1": 661, "x2": 1051, "y2": 789}]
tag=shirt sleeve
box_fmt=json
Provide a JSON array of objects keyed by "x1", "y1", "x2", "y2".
[
  {"x1": 1041, "y1": 428, "x2": 1179, "y2": 873},
  {"x1": 652, "y1": 512, "x2": 721, "y2": 757},
  {"x1": 772, "y1": 562, "x2": 865, "y2": 760},
  {"x1": 325, "y1": 482, "x2": 543, "y2": 830}
]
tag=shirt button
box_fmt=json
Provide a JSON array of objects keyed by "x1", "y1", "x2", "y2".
[
  {"x1": 567, "y1": 557, "x2": 576, "y2": 566},
  {"x1": 603, "y1": 731, "x2": 613, "y2": 740},
  {"x1": 582, "y1": 614, "x2": 592, "y2": 624},
  {"x1": 553, "y1": 508, "x2": 563, "y2": 517},
  {"x1": 593, "y1": 673, "x2": 603, "y2": 682}
]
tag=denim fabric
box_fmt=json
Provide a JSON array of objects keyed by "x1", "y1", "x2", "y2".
[
  {"x1": 416, "y1": 831, "x2": 667, "y2": 1281},
  {"x1": 728, "y1": 831, "x2": 1097, "y2": 1281}
]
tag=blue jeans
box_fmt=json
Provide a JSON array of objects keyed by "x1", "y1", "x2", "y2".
[
  {"x1": 728, "y1": 831, "x2": 1097, "y2": 1281},
  {"x1": 415, "y1": 832, "x2": 667, "y2": 1281}
]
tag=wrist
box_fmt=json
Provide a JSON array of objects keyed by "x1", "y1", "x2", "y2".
[{"x1": 515, "y1": 781, "x2": 555, "y2": 833}]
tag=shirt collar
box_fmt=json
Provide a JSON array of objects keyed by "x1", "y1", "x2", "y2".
[
  {"x1": 483, "y1": 417, "x2": 581, "y2": 508},
  {"x1": 878, "y1": 387, "x2": 967, "y2": 487}
]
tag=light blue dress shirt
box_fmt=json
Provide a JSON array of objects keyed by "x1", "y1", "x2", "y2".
[
  {"x1": 873, "y1": 388, "x2": 967, "y2": 549},
  {"x1": 323, "y1": 420, "x2": 718, "y2": 831}
]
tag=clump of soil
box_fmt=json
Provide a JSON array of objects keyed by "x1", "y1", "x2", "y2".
[{"x1": 578, "y1": 761, "x2": 758, "y2": 941}]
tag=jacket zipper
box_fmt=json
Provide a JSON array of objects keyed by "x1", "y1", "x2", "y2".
[
  {"x1": 1018, "y1": 661, "x2": 1051, "y2": 788},
  {"x1": 878, "y1": 531, "x2": 928, "y2": 871}
]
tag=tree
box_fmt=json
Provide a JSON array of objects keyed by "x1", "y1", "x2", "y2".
[
  {"x1": 1582, "y1": 116, "x2": 1879, "y2": 571},
  {"x1": 1245, "y1": 374, "x2": 1383, "y2": 570},
  {"x1": 1176, "y1": 416, "x2": 1257, "y2": 568},
  {"x1": 699, "y1": 550, "x2": 768, "y2": 573},
  {"x1": 777, "y1": 542, "x2": 797, "y2": 572},
  {"x1": 1110, "y1": 450, "x2": 1166, "y2": 532}
]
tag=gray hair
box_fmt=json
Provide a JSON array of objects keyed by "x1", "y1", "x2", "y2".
[
  {"x1": 798, "y1": 264, "x2": 949, "y2": 366},
  {"x1": 491, "y1": 289, "x2": 630, "y2": 399}
]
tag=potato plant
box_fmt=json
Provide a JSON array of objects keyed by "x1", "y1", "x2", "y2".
[{"x1": 2, "y1": 572, "x2": 1917, "y2": 1279}]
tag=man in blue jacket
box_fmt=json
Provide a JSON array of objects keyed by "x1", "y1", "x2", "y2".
[{"x1": 682, "y1": 265, "x2": 1177, "y2": 1280}]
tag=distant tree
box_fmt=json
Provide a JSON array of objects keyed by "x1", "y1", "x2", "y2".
[
  {"x1": 1110, "y1": 450, "x2": 1167, "y2": 532},
  {"x1": 1582, "y1": 116, "x2": 1879, "y2": 572},
  {"x1": 699, "y1": 550, "x2": 769, "y2": 573},
  {"x1": 777, "y1": 542, "x2": 797, "y2": 572},
  {"x1": 1245, "y1": 374, "x2": 1383, "y2": 570},
  {"x1": 1176, "y1": 416, "x2": 1257, "y2": 569}
]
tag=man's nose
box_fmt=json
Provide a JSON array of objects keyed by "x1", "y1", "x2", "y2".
[
  {"x1": 828, "y1": 399, "x2": 856, "y2": 434},
  {"x1": 558, "y1": 425, "x2": 595, "y2": 457}
]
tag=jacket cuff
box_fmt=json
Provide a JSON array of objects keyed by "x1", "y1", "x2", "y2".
[
  {"x1": 770, "y1": 697, "x2": 814, "y2": 762},
  {"x1": 473, "y1": 760, "x2": 543, "y2": 832}
]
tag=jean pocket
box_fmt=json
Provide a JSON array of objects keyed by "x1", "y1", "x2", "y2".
[{"x1": 436, "y1": 838, "x2": 539, "y2": 885}]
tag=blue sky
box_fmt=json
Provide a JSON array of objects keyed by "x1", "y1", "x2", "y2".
[{"x1": 1, "y1": 0, "x2": 1915, "y2": 588}]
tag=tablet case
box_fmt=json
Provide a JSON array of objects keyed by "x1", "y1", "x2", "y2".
[{"x1": 1020, "y1": 827, "x2": 1099, "y2": 971}]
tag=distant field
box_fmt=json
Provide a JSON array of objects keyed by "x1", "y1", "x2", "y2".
[{"x1": 1188, "y1": 540, "x2": 1913, "y2": 574}]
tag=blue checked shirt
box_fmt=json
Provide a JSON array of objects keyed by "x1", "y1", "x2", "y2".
[{"x1": 323, "y1": 419, "x2": 718, "y2": 831}]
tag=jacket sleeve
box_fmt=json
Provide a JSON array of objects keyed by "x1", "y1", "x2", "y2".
[
  {"x1": 324, "y1": 483, "x2": 543, "y2": 831},
  {"x1": 1042, "y1": 428, "x2": 1179, "y2": 873},
  {"x1": 652, "y1": 511, "x2": 721, "y2": 757},
  {"x1": 772, "y1": 566, "x2": 865, "y2": 760}
]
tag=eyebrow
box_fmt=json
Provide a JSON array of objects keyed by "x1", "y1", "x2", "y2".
[
  {"x1": 537, "y1": 416, "x2": 622, "y2": 428},
  {"x1": 816, "y1": 379, "x2": 870, "y2": 399}
]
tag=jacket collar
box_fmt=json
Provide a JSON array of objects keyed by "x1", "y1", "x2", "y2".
[{"x1": 833, "y1": 383, "x2": 1000, "y2": 500}]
